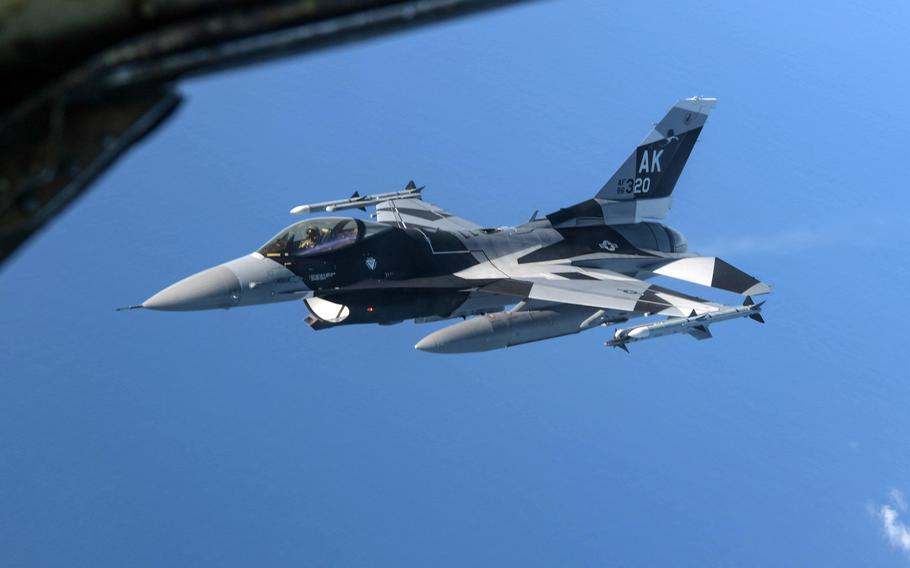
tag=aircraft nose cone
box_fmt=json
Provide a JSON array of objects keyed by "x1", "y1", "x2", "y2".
[{"x1": 143, "y1": 266, "x2": 241, "y2": 311}]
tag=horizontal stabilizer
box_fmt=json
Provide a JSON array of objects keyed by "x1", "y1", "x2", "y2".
[{"x1": 652, "y1": 256, "x2": 770, "y2": 296}]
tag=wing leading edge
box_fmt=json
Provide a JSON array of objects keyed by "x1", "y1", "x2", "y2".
[{"x1": 375, "y1": 191, "x2": 480, "y2": 231}]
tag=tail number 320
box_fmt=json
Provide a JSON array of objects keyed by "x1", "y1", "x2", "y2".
[{"x1": 617, "y1": 177, "x2": 651, "y2": 194}]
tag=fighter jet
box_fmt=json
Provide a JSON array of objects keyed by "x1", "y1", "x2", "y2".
[{"x1": 126, "y1": 96, "x2": 770, "y2": 353}]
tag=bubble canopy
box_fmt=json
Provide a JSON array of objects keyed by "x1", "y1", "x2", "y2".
[{"x1": 258, "y1": 217, "x2": 389, "y2": 258}]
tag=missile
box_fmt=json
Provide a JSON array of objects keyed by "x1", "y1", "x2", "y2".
[
  {"x1": 289, "y1": 182, "x2": 424, "y2": 215},
  {"x1": 605, "y1": 297, "x2": 765, "y2": 352}
]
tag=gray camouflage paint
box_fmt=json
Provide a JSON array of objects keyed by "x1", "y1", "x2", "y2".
[{"x1": 135, "y1": 97, "x2": 770, "y2": 353}]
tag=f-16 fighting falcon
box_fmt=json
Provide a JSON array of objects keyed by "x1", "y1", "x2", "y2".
[{"x1": 124, "y1": 97, "x2": 770, "y2": 353}]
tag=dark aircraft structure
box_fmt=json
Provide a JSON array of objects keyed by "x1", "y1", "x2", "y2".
[
  {"x1": 126, "y1": 97, "x2": 770, "y2": 353},
  {"x1": 0, "y1": 0, "x2": 529, "y2": 264}
]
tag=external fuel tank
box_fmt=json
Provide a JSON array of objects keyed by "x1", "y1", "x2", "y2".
[{"x1": 414, "y1": 304, "x2": 624, "y2": 354}]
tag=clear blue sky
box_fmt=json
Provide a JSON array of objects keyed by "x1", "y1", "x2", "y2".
[{"x1": 3, "y1": 1, "x2": 910, "y2": 566}]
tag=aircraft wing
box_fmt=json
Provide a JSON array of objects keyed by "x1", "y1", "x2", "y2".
[
  {"x1": 476, "y1": 265, "x2": 725, "y2": 317},
  {"x1": 375, "y1": 197, "x2": 481, "y2": 231},
  {"x1": 289, "y1": 180, "x2": 481, "y2": 231}
]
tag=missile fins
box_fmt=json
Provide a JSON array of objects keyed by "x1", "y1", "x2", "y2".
[{"x1": 604, "y1": 300, "x2": 766, "y2": 351}]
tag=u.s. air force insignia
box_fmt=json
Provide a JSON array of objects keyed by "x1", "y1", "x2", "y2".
[{"x1": 598, "y1": 240, "x2": 618, "y2": 252}]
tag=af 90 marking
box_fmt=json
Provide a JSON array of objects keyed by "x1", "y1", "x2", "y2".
[{"x1": 617, "y1": 177, "x2": 651, "y2": 194}]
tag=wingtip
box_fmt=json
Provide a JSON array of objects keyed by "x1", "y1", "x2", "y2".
[{"x1": 743, "y1": 282, "x2": 772, "y2": 296}]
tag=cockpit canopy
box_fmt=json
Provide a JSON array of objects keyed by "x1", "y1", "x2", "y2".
[{"x1": 258, "y1": 217, "x2": 389, "y2": 258}]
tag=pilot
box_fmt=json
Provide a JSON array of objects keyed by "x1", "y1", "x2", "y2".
[{"x1": 300, "y1": 226, "x2": 322, "y2": 249}]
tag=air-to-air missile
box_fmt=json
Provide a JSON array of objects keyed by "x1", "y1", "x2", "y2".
[
  {"x1": 289, "y1": 183, "x2": 423, "y2": 215},
  {"x1": 604, "y1": 297, "x2": 765, "y2": 352}
]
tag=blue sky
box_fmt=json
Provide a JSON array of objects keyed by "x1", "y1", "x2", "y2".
[{"x1": 2, "y1": 1, "x2": 910, "y2": 566}]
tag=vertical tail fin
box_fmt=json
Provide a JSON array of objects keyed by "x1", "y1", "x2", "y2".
[
  {"x1": 597, "y1": 96, "x2": 716, "y2": 202},
  {"x1": 547, "y1": 97, "x2": 717, "y2": 227}
]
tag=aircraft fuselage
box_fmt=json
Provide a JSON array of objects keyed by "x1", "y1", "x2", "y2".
[{"x1": 141, "y1": 216, "x2": 687, "y2": 331}]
